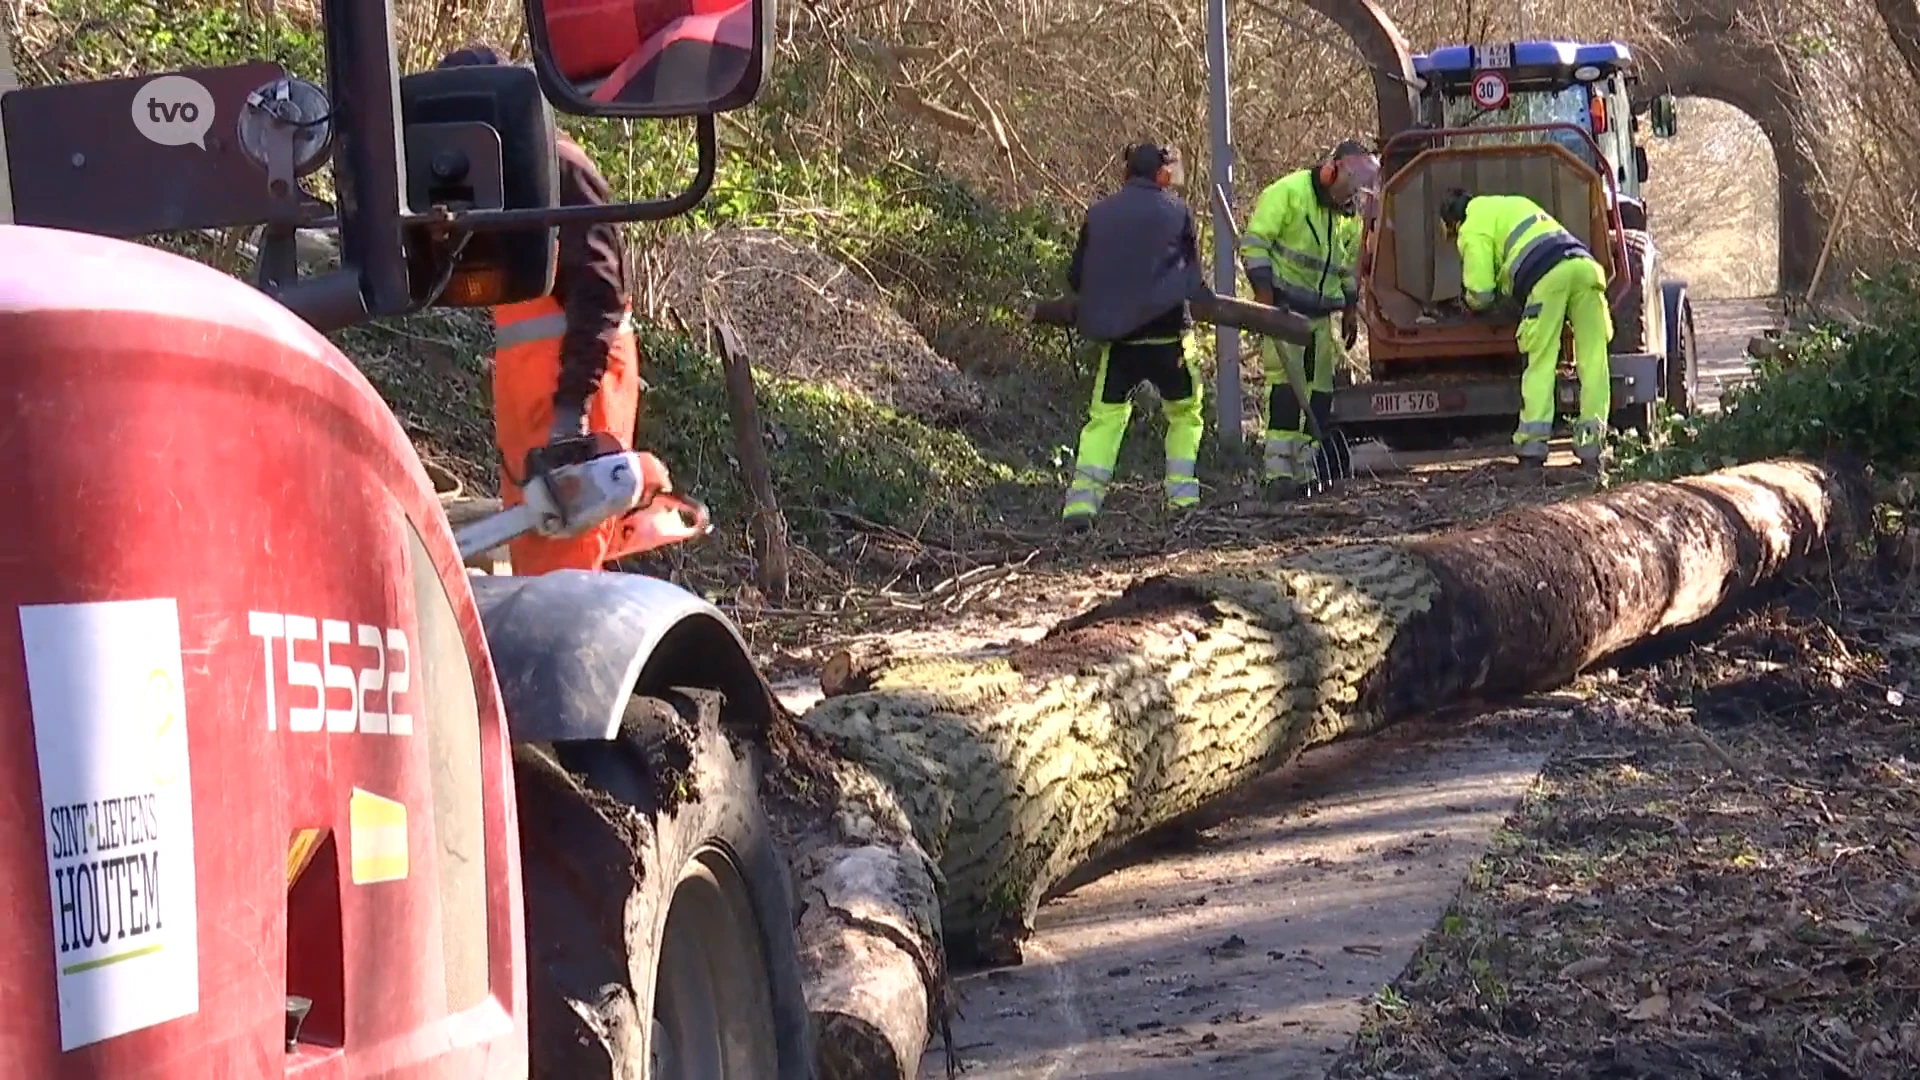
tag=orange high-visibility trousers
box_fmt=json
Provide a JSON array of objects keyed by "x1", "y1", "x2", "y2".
[{"x1": 492, "y1": 295, "x2": 642, "y2": 575}]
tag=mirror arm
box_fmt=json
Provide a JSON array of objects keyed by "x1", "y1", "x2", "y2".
[{"x1": 415, "y1": 113, "x2": 718, "y2": 231}]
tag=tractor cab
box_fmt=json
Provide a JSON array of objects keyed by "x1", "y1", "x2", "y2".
[{"x1": 1399, "y1": 41, "x2": 1679, "y2": 204}]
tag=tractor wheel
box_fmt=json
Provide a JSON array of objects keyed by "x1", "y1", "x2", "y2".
[
  {"x1": 1609, "y1": 230, "x2": 1652, "y2": 352},
  {"x1": 524, "y1": 688, "x2": 815, "y2": 1080},
  {"x1": 1663, "y1": 282, "x2": 1699, "y2": 417},
  {"x1": 1609, "y1": 230, "x2": 1655, "y2": 435}
]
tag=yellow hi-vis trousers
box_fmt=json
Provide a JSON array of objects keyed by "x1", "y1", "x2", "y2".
[
  {"x1": 1258, "y1": 314, "x2": 1339, "y2": 482},
  {"x1": 1515, "y1": 255, "x2": 1613, "y2": 463},
  {"x1": 1063, "y1": 335, "x2": 1205, "y2": 519}
]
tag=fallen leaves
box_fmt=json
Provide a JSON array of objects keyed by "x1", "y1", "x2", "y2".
[{"x1": 1330, "y1": 567, "x2": 1920, "y2": 1079}]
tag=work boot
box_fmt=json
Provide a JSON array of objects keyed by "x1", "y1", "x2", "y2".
[
  {"x1": 1573, "y1": 446, "x2": 1602, "y2": 472},
  {"x1": 1063, "y1": 513, "x2": 1095, "y2": 534},
  {"x1": 1264, "y1": 477, "x2": 1303, "y2": 502},
  {"x1": 1514, "y1": 453, "x2": 1546, "y2": 471}
]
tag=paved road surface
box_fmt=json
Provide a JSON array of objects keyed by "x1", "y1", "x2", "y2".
[{"x1": 1692, "y1": 296, "x2": 1782, "y2": 412}]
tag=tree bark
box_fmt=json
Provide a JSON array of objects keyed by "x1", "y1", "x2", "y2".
[{"x1": 788, "y1": 457, "x2": 1870, "y2": 1078}]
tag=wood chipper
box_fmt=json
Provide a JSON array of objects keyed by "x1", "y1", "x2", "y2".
[
  {"x1": 0, "y1": 0, "x2": 816, "y2": 1077},
  {"x1": 1339, "y1": 40, "x2": 1701, "y2": 453}
]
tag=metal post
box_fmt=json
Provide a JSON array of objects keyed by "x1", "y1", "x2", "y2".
[
  {"x1": 0, "y1": 18, "x2": 19, "y2": 224},
  {"x1": 1204, "y1": 0, "x2": 1241, "y2": 456},
  {"x1": 323, "y1": 0, "x2": 409, "y2": 317}
]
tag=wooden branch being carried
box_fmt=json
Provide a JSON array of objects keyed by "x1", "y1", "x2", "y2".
[
  {"x1": 784, "y1": 458, "x2": 1870, "y2": 1079},
  {"x1": 1030, "y1": 292, "x2": 1315, "y2": 345}
]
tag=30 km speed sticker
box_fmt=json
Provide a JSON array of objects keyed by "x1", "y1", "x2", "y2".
[{"x1": 1470, "y1": 70, "x2": 1510, "y2": 111}]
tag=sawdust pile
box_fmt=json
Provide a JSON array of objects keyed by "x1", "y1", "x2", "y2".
[{"x1": 648, "y1": 227, "x2": 986, "y2": 424}]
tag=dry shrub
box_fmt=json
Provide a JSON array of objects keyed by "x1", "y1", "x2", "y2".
[
  {"x1": 763, "y1": 0, "x2": 1670, "y2": 223},
  {"x1": 649, "y1": 227, "x2": 987, "y2": 426}
]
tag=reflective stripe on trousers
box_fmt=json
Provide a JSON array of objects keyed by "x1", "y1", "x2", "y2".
[
  {"x1": 1264, "y1": 431, "x2": 1315, "y2": 481},
  {"x1": 1063, "y1": 335, "x2": 1205, "y2": 517},
  {"x1": 1165, "y1": 457, "x2": 1199, "y2": 507},
  {"x1": 496, "y1": 309, "x2": 637, "y2": 349},
  {"x1": 1063, "y1": 462, "x2": 1112, "y2": 518},
  {"x1": 1513, "y1": 419, "x2": 1552, "y2": 459}
]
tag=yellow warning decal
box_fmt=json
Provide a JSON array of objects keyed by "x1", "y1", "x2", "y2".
[
  {"x1": 348, "y1": 788, "x2": 409, "y2": 885},
  {"x1": 286, "y1": 827, "x2": 327, "y2": 887}
]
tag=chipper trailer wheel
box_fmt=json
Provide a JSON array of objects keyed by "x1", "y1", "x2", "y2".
[{"x1": 520, "y1": 687, "x2": 815, "y2": 1079}]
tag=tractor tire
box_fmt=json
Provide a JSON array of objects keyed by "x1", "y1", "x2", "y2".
[
  {"x1": 522, "y1": 688, "x2": 815, "y2": 1080},
  {"x1": 1609, "y1": 230, "x2": 1655, "y2": 436},
  {"x1": 1663, "y1": 282, "x2": 1699, "y2": 417},
  {"x1": 1609, "y1": 230, "x2": 1652, "y2": 353}
]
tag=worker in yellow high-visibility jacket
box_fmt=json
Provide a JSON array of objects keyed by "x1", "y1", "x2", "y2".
[
  {"x1": 1440, "y1": 188, "x2": 1612, "y2": 468},
  {"x1": 1240, "y1": 140, "x2": 1377, "y2": 498}
]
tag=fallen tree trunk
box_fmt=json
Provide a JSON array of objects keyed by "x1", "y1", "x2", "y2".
[
  {"x1": 1030, "y1": 292, "x2": 1314, "y2": 345},
  {"x1": 787, "y1": 457, "x2": 1871, "y2": 1079}
]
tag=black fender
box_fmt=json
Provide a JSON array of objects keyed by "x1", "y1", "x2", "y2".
[
  {"x1": 1616, "y1": 195, "x2": 1648, "y2": 233},
  {"x1": 470, "y1": 570, "x2": 776, "y2": 743},
  {"x1": 1661, "y1": 279, "x2": 1691, "y2": 358}
]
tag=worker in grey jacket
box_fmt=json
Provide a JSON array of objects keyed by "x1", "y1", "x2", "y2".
[{"x1": 1060, "y1": 143, "x2": 1213, "y2": 529}]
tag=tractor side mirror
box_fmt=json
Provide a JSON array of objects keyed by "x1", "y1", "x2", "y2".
[
  {"x1": 1633, "y1": 145, "x2": 1649, "y2": 184},
  {"x1": 1649, "y1": 93, "x2": 1678, "y2": 138},
  {"x1": 524, "y1": 0, "x2": 773, "y2": 118}
]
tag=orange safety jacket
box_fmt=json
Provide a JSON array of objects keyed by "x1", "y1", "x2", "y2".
[{"x1": 491, "y1": 293, "x2": 642, "y2": 576}]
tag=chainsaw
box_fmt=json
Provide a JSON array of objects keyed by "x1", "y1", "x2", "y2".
[{"x1": 452, "y1": 432, "x2": 712, "y2": 564}]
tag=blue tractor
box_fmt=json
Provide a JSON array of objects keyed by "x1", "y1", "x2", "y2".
[{"x1": 1342, "y1": 40, "x2": 1697, "y2": 452}]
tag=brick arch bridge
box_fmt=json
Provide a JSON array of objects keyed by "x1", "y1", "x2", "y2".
[{"x1": 1300, "y1": 0, "x2": 1820, "y2": 293}]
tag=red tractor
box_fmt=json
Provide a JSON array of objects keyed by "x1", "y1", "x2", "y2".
[{"x1": 0, "y1": 1, "x2": 814, "y2": 1077}]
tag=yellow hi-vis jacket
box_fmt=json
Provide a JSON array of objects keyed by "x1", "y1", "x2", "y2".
[
  {"x1": 1240, "y1": 169, "x2": 1360, "y2": 317},
  {"x1": 1456, "y1": 194, "x2": 1593, "y2": 311}
]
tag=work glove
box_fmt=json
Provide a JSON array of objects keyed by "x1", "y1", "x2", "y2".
[
  {"x1": 548, "y1": 397, "x2": 589, "y2": 445},
  {"x1": 1486, "y1": 297, "x2": 1527, "y2": 322},
  {"x1": 1340, "y1": 306, "x2": 1359, "y2": 350},
  {"x1": 1247, "y1": 265, "x2": 1277, "y2": 309}
]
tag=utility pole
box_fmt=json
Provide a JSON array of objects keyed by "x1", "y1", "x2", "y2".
[
  {"x1": 1204, "y1": 0, "x2": 1240, "y2": 457},
  {"x1": 0, "y1": 20, "x2": 17, "y2": 223}
]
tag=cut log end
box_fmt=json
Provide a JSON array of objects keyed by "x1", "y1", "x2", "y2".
[{"x1": 819, "y1": 644, "x2": 896, "y2": 698}]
